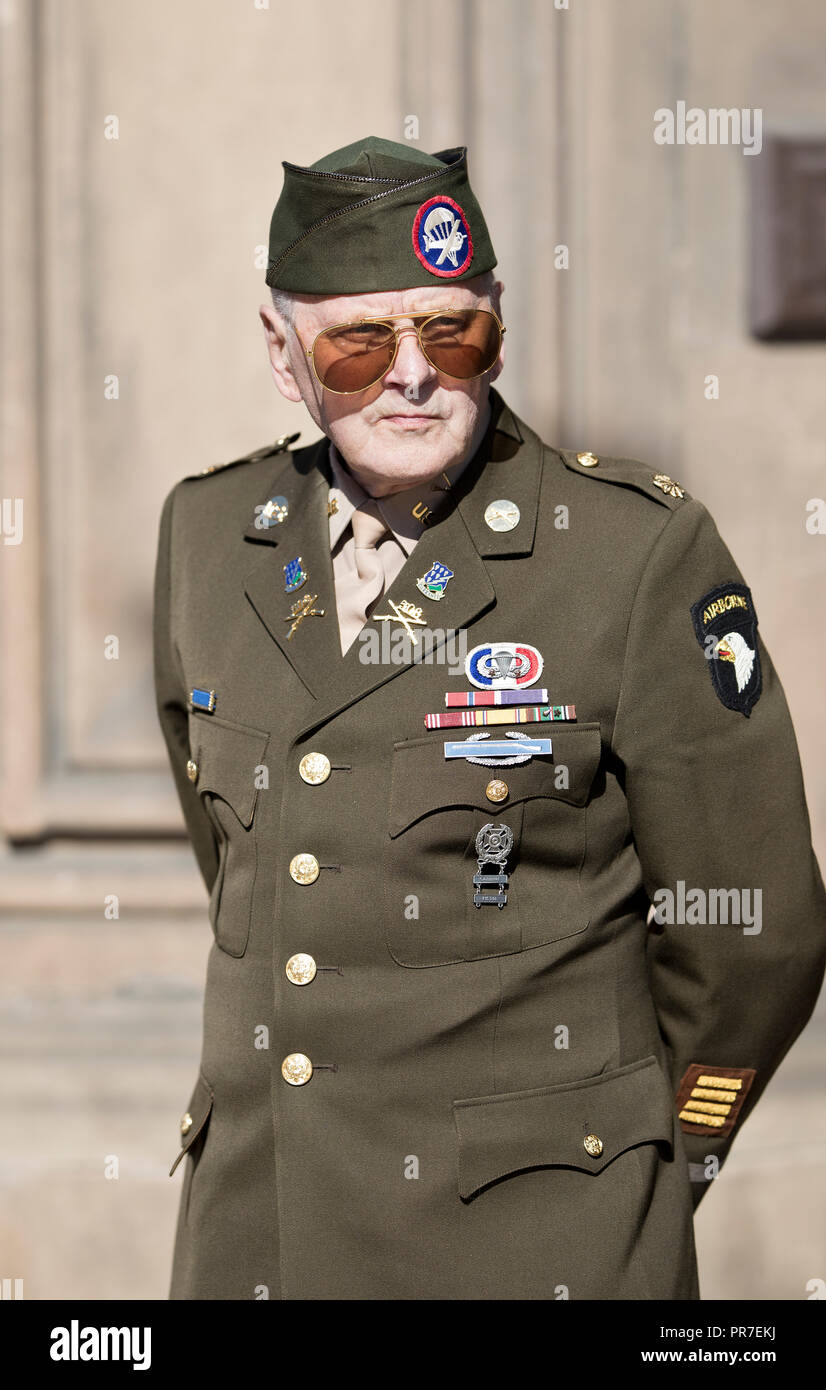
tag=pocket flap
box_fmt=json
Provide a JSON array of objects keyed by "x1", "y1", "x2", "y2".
[
  {"x1": 169, "y1": 1072, "x2": 214, "y2": 1177},
  {"x1": 390, "y1": 723, "x2": 601, "y2": 837},
  {"x1": 453, "y1": 1055, "x2": 674, "y2": 1200},
  {"x1": 188, "y1": 712, "x2": 270, "y2": 827}
]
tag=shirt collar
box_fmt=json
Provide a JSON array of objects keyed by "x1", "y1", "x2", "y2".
[{"x1": 326, "y1": 407, "x2": 486, "y2": 556}]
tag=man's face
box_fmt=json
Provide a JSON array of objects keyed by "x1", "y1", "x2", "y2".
[{"x1": 260, "y1": 275, "x2": 505, "y2": 497}]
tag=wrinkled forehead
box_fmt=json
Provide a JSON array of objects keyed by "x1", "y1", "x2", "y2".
[{"x1": 294, "y1": 277, "x2": 492, "y2": 333}]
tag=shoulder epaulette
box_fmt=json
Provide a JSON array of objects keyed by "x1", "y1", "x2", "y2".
[
  {"x1": 183, "y1": 432, "x2": 301, "y2": 481},
  {"x1": 554, "y1": 448, "x2": 691, "y2": 510}
]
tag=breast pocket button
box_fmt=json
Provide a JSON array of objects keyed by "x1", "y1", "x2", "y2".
[{"x1": 485, "y1": 779, "x2": 509, "y2": 803}]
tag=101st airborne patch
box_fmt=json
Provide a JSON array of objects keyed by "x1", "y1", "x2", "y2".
[{"x1": 691, "y1": 582, "x2": 762, "y2": 717}]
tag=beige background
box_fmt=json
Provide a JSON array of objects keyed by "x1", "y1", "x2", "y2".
[{"x1": 0, "y1": 0, "x2": 824, "y2": 1299}]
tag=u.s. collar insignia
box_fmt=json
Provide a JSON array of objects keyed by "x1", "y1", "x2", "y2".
[
  {"x1": 416, "y1": 561, "x2": 454, "y2": 601},
  {"x1": 412, "y1": 196, "x2": 473, "y2": 278},
  {"x1": 465, "y1": 642, "x2": 544, "y2": 690},
  {"x1": 691, "y1": 582, "x2": 762, "y2": 716}
]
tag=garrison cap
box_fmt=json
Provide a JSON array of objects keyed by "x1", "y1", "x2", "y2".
[{"x1": 265, "y1": 135, "x2": 497, "y2": 294}]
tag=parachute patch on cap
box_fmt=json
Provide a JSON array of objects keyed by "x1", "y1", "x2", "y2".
[
  {"x1": 412, "y1": 196, "x2": 473, "y2": 278},
  {"x1": 691, "y1": 582, "x2": 762, "y2": 717}
]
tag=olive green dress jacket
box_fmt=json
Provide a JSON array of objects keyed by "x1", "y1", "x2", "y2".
[{"x1": 153, "y1": 388, "x2": 826, "y2": 1300}]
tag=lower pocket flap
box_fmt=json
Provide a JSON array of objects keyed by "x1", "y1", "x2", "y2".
[
  {"x1": 453, "y1": 1055, "x2": 673, "y2": 1199},
  {"x1": 188, "y1": 712, "x2": 270, "y2": 827},
  {"x1": 169, "y1": 1072, "x2": 214, "y2": 1177}
]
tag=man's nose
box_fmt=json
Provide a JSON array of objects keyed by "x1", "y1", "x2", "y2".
[{"x1": 383, "y1": 328, "x2": 437, "y2": 392}]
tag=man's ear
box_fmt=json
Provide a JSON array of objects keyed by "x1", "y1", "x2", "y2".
[{"x1": 259, "y1": 303, "x2": 303, "y2": 403}]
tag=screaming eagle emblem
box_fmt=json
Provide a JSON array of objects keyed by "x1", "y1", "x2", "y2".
[{"x1": 691, "y1": 582, "x2": 762, "y2": 716}]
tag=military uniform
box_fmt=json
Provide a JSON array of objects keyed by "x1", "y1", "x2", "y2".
[{"x1": 154, "y1": 138, "x2": 826, "y2": 1300}]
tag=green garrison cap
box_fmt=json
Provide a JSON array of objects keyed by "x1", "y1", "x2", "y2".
[{"x1": 265, "y1": 135, "x2": 496, "y2": 293}]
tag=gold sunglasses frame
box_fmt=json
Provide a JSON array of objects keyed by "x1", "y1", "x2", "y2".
[{"x1": 294, "y1": 306, "x2": 506, "y2": 396}]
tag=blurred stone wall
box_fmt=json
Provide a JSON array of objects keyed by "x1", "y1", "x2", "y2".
[{"x1": 0, "y1": 0, "x2": 823, "y2": 1300}]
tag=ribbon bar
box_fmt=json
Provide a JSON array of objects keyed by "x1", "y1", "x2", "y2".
[{"x1": 426, "y1": 705, "x2": 575, "y2": 730}]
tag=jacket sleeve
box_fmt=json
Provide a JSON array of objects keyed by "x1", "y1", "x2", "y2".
[
  {"x1": 153, "y1": 483, "x2": 220, "y2": 894},
  {"x1": 611, "y1": 497, "x2": 826, "y2": 1208}
]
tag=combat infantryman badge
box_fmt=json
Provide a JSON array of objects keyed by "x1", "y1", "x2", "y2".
[
  {"x1": 416, "y1": 561, "x2": 454, "y2": 601},
  {"x1": 691, "y1": 582, "x2": 762, "y2": 716},
  {"x1": 443, "y1": 732, "x2": 553, "y2": 765}
]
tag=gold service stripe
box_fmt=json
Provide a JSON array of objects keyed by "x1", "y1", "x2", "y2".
[{"x1": 683, "y1": 1099, "x2": 732, "y2": 1117}]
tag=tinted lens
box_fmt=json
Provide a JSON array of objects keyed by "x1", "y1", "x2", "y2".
[
  {"x1": 420, "y1": 310, "x2": 501, "y2": 379},
  {"x1": 312, "y1": 322, "x2": 396, "y2": 393}
]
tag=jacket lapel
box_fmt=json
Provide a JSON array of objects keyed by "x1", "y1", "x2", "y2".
[{"x1": 242, "y1": 437, "x2": 342, "y2": 699}]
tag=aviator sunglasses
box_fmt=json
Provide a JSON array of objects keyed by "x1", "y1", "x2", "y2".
[{"x1": 295, "y1": 306, "x2": 506, "y2": 395}]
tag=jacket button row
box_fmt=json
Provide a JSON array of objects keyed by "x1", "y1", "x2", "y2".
[{"x1": 286, "y1": 755, "x2": 330, "y2": 1084}]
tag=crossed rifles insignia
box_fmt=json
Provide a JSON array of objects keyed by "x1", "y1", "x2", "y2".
[
  {"x1": 285, "y1": 593, "x2": 325, "y2": 640},
  {"x1": 372, "y1": 598, "x2": 427, "y2": 645}
]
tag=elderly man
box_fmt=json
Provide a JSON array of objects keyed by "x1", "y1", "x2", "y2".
[{"x1": 154, "y1": 136, "x2": 826, "y2": 1301}]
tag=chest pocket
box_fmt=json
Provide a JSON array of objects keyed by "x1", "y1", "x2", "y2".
[
  {"x1": 188, "y1": 711, "x2": 270, "y2": 957},
  {"x1": 384, "y1": 723, "x2": 602, "y2": 967}
]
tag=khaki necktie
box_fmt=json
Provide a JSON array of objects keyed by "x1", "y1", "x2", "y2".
[{"x1": 336, "y1": 501, "x2": 391, "y2": 652}]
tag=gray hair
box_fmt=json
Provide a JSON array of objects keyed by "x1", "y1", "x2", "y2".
[
  {"x1": 271, "y1": 272, "x2": 500, "y2": 329},
  {"x1": 269, "y1": 286, "x2": 295, "y2": 327}
]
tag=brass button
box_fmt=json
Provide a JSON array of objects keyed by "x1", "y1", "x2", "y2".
[
  {"x1": 285, "y1": 953, "x2": 317, "y2": 985},
  {"x1": 289, "y1": 853, "x2": 320, "y2": 885},
  {"x1": 583, "y1": 1133, "x2": 603, "y2": 1157},
  {"x1": 576, "y1": 451, "x2": 599, "y2": 468},
  {"x1": 299, "y1": 752, "x2": 331, "y2": 786},
  {"x1": 186, "y1": 759, "x2": 198, "y2": 783},
  {"x1": 282, "y1": 1053, "x2": 313, "y2": 1086},
  {"x1": 485, "y1": 779, "x2": 509, "y2": 803},
  {"x1": 180, "y1": 1112, "x2": 193, "y2": 1137}
]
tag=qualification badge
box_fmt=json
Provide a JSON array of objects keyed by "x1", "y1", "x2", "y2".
[{"x1": 473, "y1": 824, "x2": 514, "y2": 909}]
